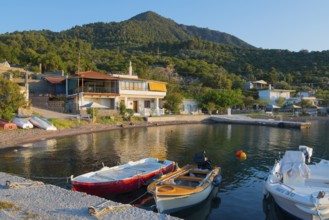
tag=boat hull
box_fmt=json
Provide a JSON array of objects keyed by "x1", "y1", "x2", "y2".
[
  {"x1": 148, "y1": 165, "x2": 221, "y2": 214},
  {"x1": 13, "y1": 117, "x2": 33, "y2": 129},
  {"x1": 264, "y1": 158, "x2": 329, "y2": 220},
  {"x1": 29, "y1": 115, "x2": 57, "y2": 130},
  {"x1": 71, "y1": 158, "x2": 175, "y2": 197},
  {"x1": 155, "y1": 181, "x2": 214, "y2": 214},
  {"x1": 0, "y1": 119, "x2": 17, "y2": 130}
]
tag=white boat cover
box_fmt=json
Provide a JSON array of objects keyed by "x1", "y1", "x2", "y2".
[{"x1": 280, "y1": 151, "x2": 310, "y2": 185}]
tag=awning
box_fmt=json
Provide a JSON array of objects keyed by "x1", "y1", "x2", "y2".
[
  {"x1": 269, "y1": 105, "x2": 280, "y2": 109},
  {"x1": 45, "y1": 77, "x2": 66, "y2": 84},
  {"x1": 80, "y1": 102, "x2": 108, "y2": 108},
  {"x1": 148, "y1": 82, "x2": 166, "y2": 92},
  {"x1": 292, "y1": 105, "x2": 301, "y2": 109}
]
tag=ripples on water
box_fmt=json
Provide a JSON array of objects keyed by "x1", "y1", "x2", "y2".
[{"x1": 0, "y1": 120, "x2": 329, "y2": 219}]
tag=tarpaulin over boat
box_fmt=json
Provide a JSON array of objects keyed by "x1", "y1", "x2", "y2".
[{"x1": 280, "y1": 151, "x2": 310, "y2": 185}]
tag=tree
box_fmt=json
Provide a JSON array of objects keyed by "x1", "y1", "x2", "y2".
[
  {"x1": 275, "y1": 97, "x2": 286, "y2": 107},
  {"x1": 0, "y1": 77, "x2": 27, "y2": 120},
  {"x1": 198, "y1": 89, "x2": 243, "y2": 112},
  {"x1": 163, "y1": 92, "x2": 184, "y2": 114},
  {"x1": 206, "y1": 102, "x2": 216, "y2": 114},
  {"x1": 242, "y1": 96, "x2": 256, "y2": 109},
  {"x1": 257, "y1": 98, "x2": 270, "y2": 109}
]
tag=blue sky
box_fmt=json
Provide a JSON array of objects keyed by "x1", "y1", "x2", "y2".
[{"x1": 1, "y1": 0, "x2": 328, "y2": 52}]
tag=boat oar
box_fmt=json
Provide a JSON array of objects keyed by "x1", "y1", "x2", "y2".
[{"x1": 154, "y1": 168, "x2": 191, "y2": 186}]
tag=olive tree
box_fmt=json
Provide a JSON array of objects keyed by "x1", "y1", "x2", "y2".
[{"x1": 0, "y1": 77, "x2": 27, "y2": 120}]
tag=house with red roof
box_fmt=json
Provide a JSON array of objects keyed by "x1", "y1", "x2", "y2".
[{"x1": 66, "y1": 62, "x2": 166, "y2": 116}]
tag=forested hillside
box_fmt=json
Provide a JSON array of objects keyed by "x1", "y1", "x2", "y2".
[{"x1": 0, "y1": 11, "x2": 329, "y2": 98}]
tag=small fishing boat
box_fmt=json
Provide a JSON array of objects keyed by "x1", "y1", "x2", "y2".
[
  {"x1": 147, "y1": 151, "x2": 222, "y2": 214},
  {"x1": 29, "y1": 115, "x2": 57, "y2": 131},
  {"x1": 71, "y1": 158, "x2": 175, "y2": 197},
  {"x1": 13, "y1": 117, "x2": 34, "y2": 129},
  {"x1": 264, "y1": 146, "x2": 329, "y2": 220},
  {"x1": 0, "y1": 119, "x2": 17, "y2": 130}
]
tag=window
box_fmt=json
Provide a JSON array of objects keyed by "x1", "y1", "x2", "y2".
[
  {"x1": 144, "y1": 100, "x2": 151, "y2": 108},
  {"x1": 109, "y1": 99, "x2": 115, "y2": 109}
]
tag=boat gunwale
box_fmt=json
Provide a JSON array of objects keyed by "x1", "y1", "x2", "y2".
[
  {"x1": 71, "y1": 158, "x2": 175, "y2": 184},
  {"x1": 148, "y1": 165, "x2": 219, "y2": 196}
]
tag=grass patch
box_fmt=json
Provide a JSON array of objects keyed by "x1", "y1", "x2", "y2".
[
  {"x1": 47, "y1": 115, "x2": 146, "y2": 129},
  {"x1": 0, "y1": 201, "x2": 20, "y2": 211},
  {"x1": 130, "y1": 116, "x2": 145, "y2": 122},
  {"x1": 48, "y1": 118, "x2": 89, "y2": 129},
  {"x1": 23, "y1": 210, "x2": 40, "y2": 220},
  {"x1": 97, "y1": 116, "x2": 123, "y2": 124}
]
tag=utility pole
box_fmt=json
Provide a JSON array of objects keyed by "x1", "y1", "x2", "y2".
[{"x1": 77, "y1": 52, "x2": 80, "y2": 92}]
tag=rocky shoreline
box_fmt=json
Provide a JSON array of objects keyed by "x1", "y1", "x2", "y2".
[{"x1": 0, "y1": 120, "x2": 204, "y2": 148}]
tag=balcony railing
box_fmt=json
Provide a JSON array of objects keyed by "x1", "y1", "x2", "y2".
[{"x1": 69, "y1": 87, "x2": 118, "y2": 94}]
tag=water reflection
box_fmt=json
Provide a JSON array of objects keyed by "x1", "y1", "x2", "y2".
[
  {"x1": 173, "y1": 186, "x2": 221, "y2": 220},
  {"x1": 263, "y1": 195, "x2": 297, "y2": 220},
  {"x1": 0, "y1": 121, "x2": 329, "y2": 219}
]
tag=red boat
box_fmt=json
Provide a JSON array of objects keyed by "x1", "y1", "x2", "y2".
[
  {"x1": 0, "y1": 119, "x2": 17, "y2": 130},
  {"x1": 71, "y1": 158, "x2": 175, "y2": 197}
]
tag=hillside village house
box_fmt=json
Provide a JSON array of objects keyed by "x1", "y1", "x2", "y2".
[
  {"x1": 180, "y1": 99, "x2": 202, "y2": 115},
  {"x1": 66, "y1": 65, "x2": 167, "y2": 116},
  {"x1": 244, "y1": 80, "x2": 267, "y2": 90},
  {"x1": 258, "y1": 84, "x2": 295, "y2": 107}
]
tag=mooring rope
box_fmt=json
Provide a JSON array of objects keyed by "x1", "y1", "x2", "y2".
[{"x1": 128, "y1": 191, "x2": 150, "y2": 204}]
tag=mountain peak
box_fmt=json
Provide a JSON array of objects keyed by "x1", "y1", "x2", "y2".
[{"x1": 129, "y1": 11, "x2": 169, "y2": 22}]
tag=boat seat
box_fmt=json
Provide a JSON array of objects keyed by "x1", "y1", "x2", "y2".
[
  {"x1": 189, "y1": 169, "x2": 210, "y2": 175},
  {"x1": 176, "y1": 176, "x2": 203, "y2": 182}
]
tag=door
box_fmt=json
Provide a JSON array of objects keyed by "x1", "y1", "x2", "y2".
[{"x1": 133, "y1": 101, "x2": 138, "y2": 113}]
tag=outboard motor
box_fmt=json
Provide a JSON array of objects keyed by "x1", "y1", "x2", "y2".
[{"x1": 193, "y1": 151, "x2": 212, "y2": 170}]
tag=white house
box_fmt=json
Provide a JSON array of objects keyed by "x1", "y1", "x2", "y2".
[
  {"x1": 0, "y1": 61, "x2": 10, "y2": 68},
  {"x1": 66, "y1": 62, "x2": 166, "y2": 116},
  {"x1": 180, "y1": 99, "x2": 201, "y2": 115},
  {"x1": 258, "y1": 85, "x2": 295, "y2": 106}
]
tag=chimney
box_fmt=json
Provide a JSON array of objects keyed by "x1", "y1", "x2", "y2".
[{"x1": 129, "y1": 61, "x2": 132, "y2": 76}]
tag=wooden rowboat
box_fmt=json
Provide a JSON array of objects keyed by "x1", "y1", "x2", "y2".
[
  {"x1": 147, "y1": 164, "x2": 221, "y2": 214},
  {"x1": 71, "y1": 158, "x2": 175, "y2": 197}
]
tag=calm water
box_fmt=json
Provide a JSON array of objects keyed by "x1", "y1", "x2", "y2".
[{"x1": 1, "y1": 120, "x2": 329, "y2": 219}]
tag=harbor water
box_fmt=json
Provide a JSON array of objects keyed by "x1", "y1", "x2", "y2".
[{"x1": 1, "y1": 120, "x2": 329, "y2": 219}]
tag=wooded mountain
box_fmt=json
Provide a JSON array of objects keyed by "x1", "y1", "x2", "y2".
[{"x1": 61, "y1": 11, "x2": 253, "y2": 50}]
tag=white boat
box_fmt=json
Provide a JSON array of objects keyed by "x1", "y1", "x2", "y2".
[
  {"x1": 29, "y1": 115, "x2": 57, "y2": 131},
  {"x1": 147, "y1": 151, "x2": 222, "y2": 214},
  {"x1": 12, "y1": 117, "x2": 34, "y2": 129},
  {"x1": 264, "y1": 146, "x2": 329, "y2": 220}
]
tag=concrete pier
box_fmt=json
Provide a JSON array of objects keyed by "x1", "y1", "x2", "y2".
[
  {"x1": 0, "y1": 172, "x2": 178, "y2": 220},
  {"x1": 210, "y1": 115, "x2": 311, "y2": 129}
]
